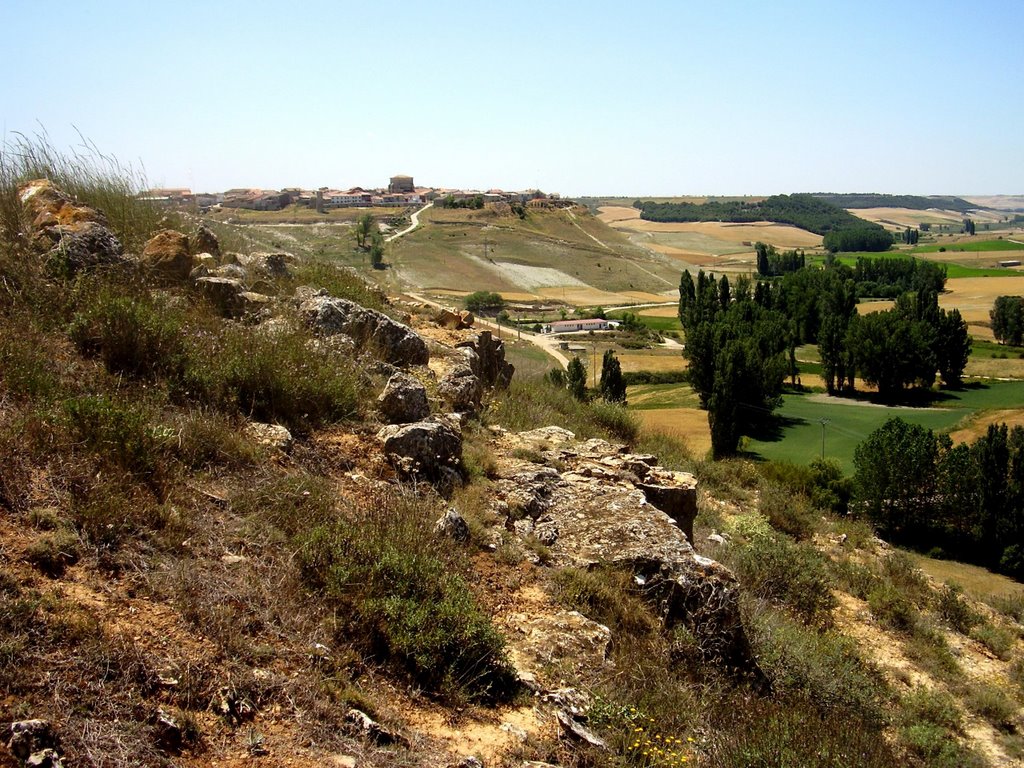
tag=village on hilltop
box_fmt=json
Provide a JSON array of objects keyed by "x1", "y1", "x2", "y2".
[{"x1": 143, "y1": 174, "x2": 568, "y2": 212}]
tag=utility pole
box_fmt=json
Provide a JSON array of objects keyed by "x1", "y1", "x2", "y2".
[{"x1": 819, "y1": 418, "x2": 830, "y2": 460}]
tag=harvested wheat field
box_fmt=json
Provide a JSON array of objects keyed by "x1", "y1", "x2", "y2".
[
  {"x1": 596, "y1": 205, "x2": 643, "y2": 224},
  {"x1": 637, "y1": 408, "x2": 711, "y2": 456},
  {"x1": 942, "y1": 276, "x2": 1024, "y2": 339},
  {"x1": 608, "y1": 218, "x2": 822, "y2": 248},
  {"x1": 639, "y1": 305, "x2": 682, "y2": 318},
  {"x1": 616, "y1": 349, "x2": 688, "y2": 373},
  {"x1": 849, "y1": 207, "x2": 966, "y2": 228},
  {"x1": 536, "y1": 286, "x2": 670, "y2": 306}
]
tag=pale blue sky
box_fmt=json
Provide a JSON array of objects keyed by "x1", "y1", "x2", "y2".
[{"x1": 2, "y1": 1, "x2": 1021, "y2": 195}]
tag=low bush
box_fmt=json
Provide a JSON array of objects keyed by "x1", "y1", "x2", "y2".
[
  {"x1": 25, "y1": 529, "x2": 81, "y2": 576},
  {"x1": 69, "y1": 281, "x2": 186, "y2": 380},
  {"x1": 901, "y1": 686, "x2": 963, "y2": 733},
  {"x1": 183, "y1": 324, "x2": 361, "y2": 432},
  {"x1": 233, "y1": 473, "x2": 336, "y2": 541},
  {"x1": 553, "y1": 567, "x2": 659, "y2": 638},
  {"x1": 746, "y1": 606, "x2": 888, "y2": 725},
  {"x1": 965, "y1": 681, "x2": 1017, "y2": 732},
  {"x1": 988, "y1": 592, "x2": 1024, "y2": 624},
  {"x1": 727, "y1": 515, "x2": 835, "y2": 626},
  {"x1": 62, "y1": 395, "x2": 160, "y2": 477},
  {"x1": 936, "y1": 582, "x2": 981, "y2": 634},
  {"x1": 297, "y1": 490, "x2": 514, "y2": 703},
  {"x1": 759, "y1": 480, "x2": 818, "y2": 540},
  {"x1": 971, "y1": 622, "x2": 1016, "y2": 661},
  {"x1": 900, "y1": 722, "x2": 984, "y2": 767},
  {"x1": 287, "y1": 261, "x2": 389, "y2": 312},
  {"x1": 829, "y1": 558, "x2": 879, "y2": 600},
  {"x1": 868, "y1": 582, "x2": 918, "y2": 632}
]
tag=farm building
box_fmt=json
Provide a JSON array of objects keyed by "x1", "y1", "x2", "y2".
[{"x1": 545, "y1": 318, "x2": 611, "y2": 334}]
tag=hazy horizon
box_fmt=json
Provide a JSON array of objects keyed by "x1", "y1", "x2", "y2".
[{"x1": 3, "y1": 0, "x2": 1022, "y2": 197}]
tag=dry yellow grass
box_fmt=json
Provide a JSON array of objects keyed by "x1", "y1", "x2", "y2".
[
  {"x1": 850, "y1": 207, "x2": 965, "y2": 228},
  {"x1": 948, "y1": 409, "x2": 1024, "y2": 444},
  {"x1": 616, "y1": 349, "x2": 688, "y2": 373},
  {"x1": 535, "y1": 286, "x2": 671, "y2": 306},
  {"x1": 637, "y1": 408, "x2": 711, "y2": 456},
  {"x1": 965, "y1": 357, "x2": 1024, "y2": 378},
  {"x1": 643, "y1": 243, "x2": 733, "y2": 265},
  {"x1": 907, "y1": 553, "x2": 1024, "y2": 599},
  {"x1": 639, "y1": 306, "x2": 681, "y2": 318}
]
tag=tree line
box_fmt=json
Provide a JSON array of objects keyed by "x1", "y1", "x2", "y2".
[
  {"x1": 854, "y1": 418, "x2": 1024, "y2": 579},
  {"x1": 755, "y1": 242, "x2": 805, "y2": 277},
  {"x1": 992, "y1": 295, "x2": 1024, "y2": 346},
  {"x1": 635, "y1": 193, "x2": 893, "y2": 252}
]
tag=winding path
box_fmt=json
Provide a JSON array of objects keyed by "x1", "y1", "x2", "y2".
[
  {"x1": 406, "y1": 292, "x2": 571, "y2": 369},
  {"x1": 386, "y1": 201, "x2": 433, "y2": 242}
]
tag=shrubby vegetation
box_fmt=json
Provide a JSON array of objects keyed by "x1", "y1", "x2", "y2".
[
  {"x1": 463, "y1": 290, "x2": 505, "y2": 313},
  {"x1": 812, "y1": 193, "x2": 976, "y2": 213}
]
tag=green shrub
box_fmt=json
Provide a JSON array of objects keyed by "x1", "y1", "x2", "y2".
[
  {"x1": 900, "y1": 722, "x2": 983, "y2": 767},
  {"x1": 727, "y1": 515, "x2": 835, "y2": 626},
  {"x1": 829, "y1": 558, "x2": 879, "y2": 601},
  {"x1": 25, "y1": 529, "x2": 81, "y2": 576},
  {"x1": 867, "y1": 582, "x2": 918, "y2": 632},
  {"x1": 759, "y1": 481, "x2": 818, "y2": 540},
  {"x1": 0, "y1": 324, "x2": 60, "y2": 400},
  {"x1": 881, "y1": 552, "x2": 931, "y2": 606},
  {"x1": 62, "y1": 395, "x2": 159, "y2": 476},
  {"x1": 970, "y1": 622, "x2": 1016, "y2": 660},
  {"x1": 287, "y1": 261, "x2": 389, "y2": 312},
  {"x1": 297, "y1": 491, "x2": 514, "y2": 702},
  {"x1": 69, "y1": 282, "x2": 186, "y2": 380},
  {"x1": 183, "y1": 324, "x2": 361, "y2": 432},
  {"x1": 966, "y1": 682, "x2": 1017, "y2": 732},
  {"x1": 552, "y1": 568, "x2": 659, "y2": 638},
  {"x1": 936, "y1": 582, "x2": 981, "y2": 634},
  {"x1": 901, "y1": 686, "x2": 963, "y2": 733},
  {"x1": 232, "y1": 474, "x2": 336, "y2": 541},
  {"x1": 706, "y1": 693, "x2": 897, "y2": 767},
  {"x1": 170, "y1": 410, "x2": 257, "y2": 469},
  {"x1": 747, "y1": 606, "x2": 888, "y2": 725},
  {"x1": 988, "y1": 592, "x2": 1024, "y2": 624}
]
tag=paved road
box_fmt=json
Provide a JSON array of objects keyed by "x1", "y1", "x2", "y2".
[
  {"x1": 406, "y1": 292, "x2": 571, "y2": 369},
  {"x1": 386, "y1": 202, "x2": 433, "y2": 243}
]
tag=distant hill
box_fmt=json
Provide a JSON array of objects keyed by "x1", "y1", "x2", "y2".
[
  {"x1": 634, "y1": 193, "x2": 893, "y2": 251},
  {"x1": 812, "y1": 193, "x2": 978, "y2": 213}
]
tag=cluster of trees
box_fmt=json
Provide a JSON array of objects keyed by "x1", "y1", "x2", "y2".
[
  {"x1": 438, "y1": 194, "x2": 485, "y2": 210},
  {"x1": 464, "y1": 291, "x2": 505, "y2": 314},
  {"x1": 853, "y1": 256, "x2": 946, "y2": 298},
  {"x1": 963, "y1": 218, "x2": 977, "y2": 235},
  {"x1": 554, "y1": 350, "x2": 626, "y2": 404},
  {"x1": 854, "y1": 418, "x2": 1024, "y2": 578},
  {"x1": 992, "y1": 295, "x2": 1024, "y2": 346},
  {"x1": 838, "y1": 291, "x2": 971, "y2": 395},
  {"x1": 353, "y1": 213, "x2": 385, "y2": 269},
  {"x1": 755, "y1": 242, "x2": 805, "y2": 277},
  {"x1": 901, "y1": 227, "x2": 920, "y2": 245},
  {"x1": 636, "y1": 194, "x2": 892, "y2": 251},
  {"x1": 680, "y1": 260, "x2": 968, "y2": 406},
  {"x1": 822, "y1": 226, "x2": 894, "y2": 253},
  {"x1": 678, "y1": 271, "x2": 792, "y2": 456}
]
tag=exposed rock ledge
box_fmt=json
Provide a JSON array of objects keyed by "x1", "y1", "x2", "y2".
[{"x1": 487, "y1": 426, "x2": 756, "y2": 672}]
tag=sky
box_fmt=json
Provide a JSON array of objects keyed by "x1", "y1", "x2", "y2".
[{"x1": 2, "y1": 1, "x2": 1022, "y2": 196}]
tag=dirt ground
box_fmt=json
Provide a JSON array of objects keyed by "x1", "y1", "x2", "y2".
[{"x1": 949, "y1": 409, "x2": 1024, "y2": 444}]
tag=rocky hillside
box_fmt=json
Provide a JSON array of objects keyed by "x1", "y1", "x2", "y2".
[{"x1": 2, "y1": 174, "x2": 1023, "y2": 768}]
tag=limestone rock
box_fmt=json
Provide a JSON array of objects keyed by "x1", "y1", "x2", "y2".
[
  {"x1": 301, "y1": 296, "x2": 429, "y2": 366},
  {"x1": 209, "y1": 262, "x2": 249, "y2": 282},
  {"x1": 456, "y1": 331, "x2": 513, "y2": 388},
  {"x1": 555, "y1": 710, "x2": 606, "y2": 749},
  {"x1": 17, "y1": 179, "x2": 125, "y2": 274},
  {"x1": 436, "y1": 308, "x2": 475, "y2": 330},
  {"x1": 25, "y1": 749, "x2": 63, "y2": 768},
  {"x1": 239, "y1": 251, "x2": 293, "y2": 279},
  {"x1": 6, "y1": 719, "x2": 59, "y2": 761},
  {"x1": 142, "y1": 229, "x2": 192, "y2": 281},
  {"x1": 491, "y1": 430, "x2": 755, "y2": 671},
  {"x1": 438, "y1": 365, "x2": 483, "y2": 413},
  {"x1": 503, "y1": 610, "x2": 611, "y2": 688},
  {"x1": 191, "y1": 224, "x2": 220, "y2": 258},
  {"x1": 245, "y1": 422, "x2": 293, "y2": 451},
  {"x1": 377, "y1": 372, "x2": 430, "y2": 424},
  {"x1": 152, "y1": 708, "x2": 183, "y2": 753},
  {"x1": 377, "y1": 419, "x2": 462, "y2": 483},
  {"x1": 434, "y1": 508, "x2": 470, "y2": 542},
  {"x1": 194, "y1": 276, "x2": 245, "y2": 316},
  {"x1": 344, "y1": 709, "x2": 408, "y2": 748}
]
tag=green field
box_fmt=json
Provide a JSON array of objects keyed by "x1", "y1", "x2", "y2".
[
  {"x1": 607, "y1": 309, "x2": 683, "y2": 332},
  {"x1": 746, "y1": 381, "x2": 1024, "y2": 472},
  {"x1": 913, "y1": 239, "x2": 1024, "y2": 253},
  {"x1": 811, "y1": 252, "x2": 1017, "y2": 278}
]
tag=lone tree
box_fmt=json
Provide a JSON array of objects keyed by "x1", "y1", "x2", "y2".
[
  {"x1": 369, "y1": 232, "x2": 385, "y2": 269},
  {"x1": 354, "y1": 212, "x2": 375, "y2": 250},
  {"x1": 566, "y1": 357, "x2": 587, "y2": 401},
  {"x1": 599, "y1": 349, "x2": 626, "y2": 404}
]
